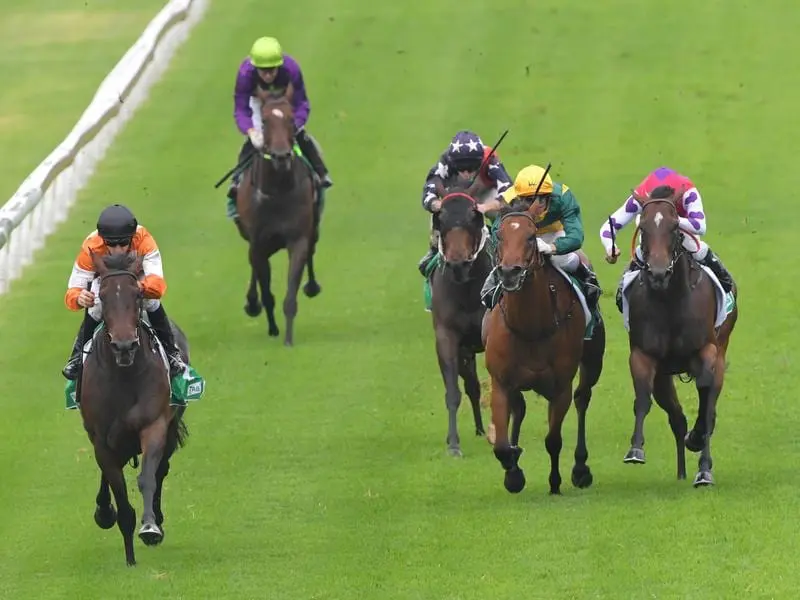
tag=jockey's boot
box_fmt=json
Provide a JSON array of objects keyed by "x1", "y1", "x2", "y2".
[
  {"x1": 616, "y1": 258, "x2": 643, "y2": 313},
  {"x1": 418, "y1": 244, "x2": 437, "y2": 277},
  {"x1": 297, "y1": 130, "x2": 333, "y2": 188},
  {"x1": 63, "y1": 311, "x2": 100, "y2": 380},
  {"x1": 480, "y1": 268, "x2": 502, "y2": 309},
  {"x1": 699, "y1": 248, "x2": 734, "y2": 294},
  {"x1": 574, "y1": 262, "x2": 602, "y2": 314},
  {"x1": 147, "y1": 305, "x2": 187, "y2": 379}
]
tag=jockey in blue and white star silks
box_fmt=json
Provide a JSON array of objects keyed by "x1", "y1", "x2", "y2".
[{"x1": 417, "y1": 130, "x2": 513, "y2": 276}]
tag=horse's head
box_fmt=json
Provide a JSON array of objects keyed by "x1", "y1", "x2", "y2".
[
  {"x1": 435, "y1": 179, "x2": 487, "y2": 283},
  {"x1": 494, "y1": 199, "x2": 548, "y2": 291},
  {"x1": 90, "y1": 250, "x2": 143, "y2": 367},
  {"x1": 635, "y1": 185, "x2": 684, "y2": 291},
  {"x1": 256, "y1": 89, "x2": 296, "y2": 172}
]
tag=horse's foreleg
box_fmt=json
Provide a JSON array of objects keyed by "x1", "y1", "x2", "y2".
[
  {"x1": 689, "y1": 343, "x2": 722, "y2": 487},
  {"x1": 490, "y1": 379, "x2": 525, "y2": 493},
  {"x1": 508, "y1": 390, "x2": 526, "y2": 447},
  {"x1": 652, "y1": 371, "x2": 687, "y2": 480},
  {"x1": 436, "y1": 329, "x2": 463, "y2": 456},
  {"x1": 136, "y1": 415, "x2": 168, "y2": 546},
  {"x1": 545, "y1": 387, "x2": 573, "y2": 495},
  {"x1": 283, "y1": 238, "x2": 310, "y2": 347},
  {"x1": 250, "y1": 242, "x2": 279, "y2": 337},
  {"x1": 244, "y1": 243, "x2": 262, "y2": 318},
  {"x1": 94, "y1": 446, "x2": 136, "y2": 566},
  {"x1": 458, "y1": 351, "x2": 485, "y2": 437},
  {"x1": 624, "y1": 348, "x2": 657, "y2": 465},
  {"x1": 93, "y1": 474, "x2": 117, "y2": 529}
]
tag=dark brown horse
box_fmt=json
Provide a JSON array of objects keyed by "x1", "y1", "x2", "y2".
[
  {"x1": 429, "y1": 177, "x2": 493, "y2": 456},
  {"x1": 78, "y1": 252, "x2": 189, "y2": 566},
  {"x1": 483, "y1": 201, "x2": 606, "y2": 494},
  {"x1": 621, "y1": 186, "x2": 737, "y2": 487},
  {"x1": 237, "y1": 89, "x2": 320, "y2": 346}
]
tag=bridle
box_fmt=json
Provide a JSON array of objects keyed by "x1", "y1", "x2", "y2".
[
  {"x1": 437, "y1": 192, "x2": 489, "y2": 265},
  {"x1": 632, "y1": 198, "x2": 701, "y2": 277}
]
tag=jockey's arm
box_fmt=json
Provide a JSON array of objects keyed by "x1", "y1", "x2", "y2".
[
  {"x1": 136, "y1": 228, "x2": 167, "y2": 299},
  {"x1": 599, "y1": 195, "x2": 641, "y2": 255},
  {"x1": 553, "y1": 189, "x2": 585, "y2": 255},
  {"x1": 289, "y1": 64, "x2": 310, "y2": 130},
  {"x1": 678, "y1": 188, "x2": 707, "y2": 235},
  {"x1": 64, "y1": 243, "x2": 96, "y2": 311},
  {"x1": 233, "y1": 60, "x2": 257, "y2": 135},
  {"x1": 421, "y1": 157, "x2": 449, "y2": 212}
]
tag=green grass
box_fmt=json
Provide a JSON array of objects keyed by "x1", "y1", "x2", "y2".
[
  {"x1": 0, "y1": 0, "x2": 166, "y2": 202},
  {"x1": 1, "y1": 0, "x2": 798, "y2": 598}
]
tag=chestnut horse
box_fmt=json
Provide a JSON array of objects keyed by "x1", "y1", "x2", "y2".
[
  {"x1": 429, "y1": 177, "x2": 493, "y2": 456},
  {"x1": 483, "y1": 201, "x2": 606, "y2": 494},
  {"x1": 236, "y1": 89, "x2": 321, "y2": 346},
  {"x1": 621, "y1": 186, "x2": 738, "y2": 487}
]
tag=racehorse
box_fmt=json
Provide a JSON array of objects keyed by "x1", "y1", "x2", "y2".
[
  {"x1": 236, "y1": 88, "x2": 321, "y2": 346},
  {"x1": 621, "y1": 186, "x2": 738, "y2": 487},
  {"x1": 78, "y1": 251, "x2": 189, "y2": 566},
  {"x1": 429, "y1": 177, "x2": 493, "y2": 456},
  {"x1": 482, "y1": 200, "x2": 606, "y2": 494}
]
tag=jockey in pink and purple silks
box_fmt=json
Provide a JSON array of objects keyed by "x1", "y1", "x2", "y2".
[
  {"x1": 599, "y1": 166, "x2": 734, "y2": 312},
  {"x1": 226, "y1": 36, "x2": 332, "y2": 226}
]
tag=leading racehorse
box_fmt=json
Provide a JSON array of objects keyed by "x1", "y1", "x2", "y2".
[
  {"x1": 483, "y1": 200, "x2": 606, "y2": 494},
  {"x1": 236, "y1": 88, "x2": 321, "y2": 346},
  {"x1": 621, "y1": 186, "x2": 738, "y2": 487},
  {"x1": 78, "y1": 252, "x2": 189, "y2": 566},
  {"x1": 429, "y1": 177, "x2": 493, "y2": 456}
]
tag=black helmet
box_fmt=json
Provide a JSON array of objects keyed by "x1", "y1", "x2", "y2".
[{"x1": 97, "y1": 204, "x2": 137, "y2": 244}]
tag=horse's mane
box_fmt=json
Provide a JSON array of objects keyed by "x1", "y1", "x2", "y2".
[
  {"x1": 102, "y1": 252, "x2": 137, "y2": 272},
  {"x1": 498, "y1": 196, "x2": 548, "y2": 219},
  {"x1": 649, "y1": 185, "x2": 676, "y2": 200}
]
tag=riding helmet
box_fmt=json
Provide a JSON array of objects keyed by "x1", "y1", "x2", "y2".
[{"x1": 97, "y1": 204, "x2": 138, "y2": 243}]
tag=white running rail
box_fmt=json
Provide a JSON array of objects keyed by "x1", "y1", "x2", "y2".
[{"x1": 0, "y1": 0, "x2": 208, "y2": 295}]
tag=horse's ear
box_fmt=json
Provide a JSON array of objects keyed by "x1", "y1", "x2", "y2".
[
  {"x1": 465, "y1": 178, "x2": 486, "y2": 199},
  {"x1": 673, "y1": 185, "x2": 686, "y2": 203},
  {"x1": 90, "y1": 250, "x2": 106, "y2": 276},
  {"x1": 285, "y1": 81, "x2": 295, "y2": 105},
  {"x1": 527, "y1": 198, "x2": 546, "y2": 220},
  {"x1": 631, "y1": 189, "x2": 648, "y2": 205},
  {"x1": 433, "y1": 178, "x2": 446, "y2": 198},
  {"x1": 130, "y1": 254, "x2": 143, "y2": 275}
]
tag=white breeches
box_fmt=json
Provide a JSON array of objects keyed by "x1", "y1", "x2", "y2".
[
  {"x1": 633, "y1": 232, "x2": 709, "y2": 262},
  {"x1": 87, "y1": 277, "x2": 160, "y2": 321},
  {"x1": 540, "y1": 230, "x2": 580, "y2": 272}
]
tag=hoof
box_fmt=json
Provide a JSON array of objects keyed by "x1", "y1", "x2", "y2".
[
  {"x1": 126, "y1": 558, "x2": 137, "y2": 567},
  {"x1": 283, "y1": 338, "x2": 293, "y2": 347},
  {"x1": 685, "y1": 430, "x2": 704, "y2": 453},
  {"x1": 623, "y1": 447, "x2": 646, "y2": 464},
  {"x1": 571, "y1": 465, "x2": 594, "y2": 489},
  {"x1": 447, "y1": 446, "x2": 463, "y2": 458},
  {"x1": 475, "y1": 427, "x2": 486, "y2": 437},
  {"x1": 504, "y1": 467, "x2": 526, "y2": 494},
  {"x1": 692, "y1": 470, "x2": 715, "y2": 488},
  {"x1": 94, "y1": 504, "x2": 117, "y2": 530},
  {"x1": 138, "y1": 522, "x2": 164, "y2": 546},
  {"x1": 244, "y1": 302, "x2": 261, "y2": 317},
  {"x1": 303, "y1": 281, "x2": 321, "y2": 297},
  {"x1": 268, "y1": 325, "x2": 280, "y2": 337}
]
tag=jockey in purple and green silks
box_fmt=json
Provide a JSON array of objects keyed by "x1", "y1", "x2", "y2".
[{"x1": 226, "y1": 36, "x2": 332, "y2": 224}]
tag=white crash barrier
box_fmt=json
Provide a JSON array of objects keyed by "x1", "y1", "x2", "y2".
[{"x1": 0, "y1": 0, "x2": 209, "y2": 295}]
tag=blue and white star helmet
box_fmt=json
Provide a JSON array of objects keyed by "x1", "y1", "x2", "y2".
[{"x1": 447, "y1": 130, "x2": 485, "y2": 171}]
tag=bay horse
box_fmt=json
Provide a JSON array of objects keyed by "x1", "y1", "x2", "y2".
[
  {"x1": 621, "y1": 186, "x2": 738, "y2": 487},
  {"x1": 78, "y1": 251, "x2": 189, "y2": 566},
  {"x1": 429, "y1": 177, "x2": 493, "y2": 456},
  {"x1": 236, "y1": 88, "x2": 321, "y2": 346},
  {"x1": 483, "y1": 200, "x2": 606, "y2": 494}
]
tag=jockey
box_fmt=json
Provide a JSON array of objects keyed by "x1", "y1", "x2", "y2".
[
  {"x1": 599, "y1": 166, "x2": 735, "y2": 311},
  {"x1": 227, "y1": 36, "x2": 332, "y2": 225},
  {"x1": 61, "y1": 204, "x2": 187, "y2": 381},
  {"x1": 417, "y1": 130, "x2": 513, "y2": 276},
  {"x1": 478, "y1": 164, "x2": 602, "y2": 312}
]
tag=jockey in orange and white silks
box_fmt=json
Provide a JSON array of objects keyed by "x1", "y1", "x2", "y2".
[
  {"x1": 599, "y1": 166, "x2": 734, "y2": 311},
  {"x1": 62, "y1": 204, "x2": 186, "y2": 381}
]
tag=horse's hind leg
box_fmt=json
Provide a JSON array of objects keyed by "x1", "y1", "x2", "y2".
[
  {"x1": 545, "y1": 387, "x2": 573, "y2": 495},
  {"x1": 244, "y1": 253, "x2": 262, "y2": 318},
  {"x1": 624, "y1": 348, "x2": 657, "y2": 465},
  {"x1": 94, "y1": 475, "x2": 117, "y2": 529},
  {"x1": 508, "y1": 390, "x2": 526, "y2": 447},
  {"x1": 283, "y1": 237, "x2": 311, "y2": 347},
  {"x1": 458, "y1": 351, "x2": 485, "y2": 437},
  {"x1": 571, "y1": 327, "x2": 605, "y2": 489},
  {"x1": 94, "y1": 446, "x2": 136, "y2": 566},
  {"x1": 436, "y1": 329, "x2": 464, "y2": 457},
  {"x1": 652, "y1": 371, "x2": 687, "y2": 480},
  {"x1": 250, "y1": 243, "x2": 279, "y2": 337},
  {"x1": 136, "y1": 415, "x2": 169, "y2": 546},
  {"x1": 688, "y1": 343, "x2": 723, "y2": 487},
  {"x1": 490, "y1": 380, "x2": 525, "y2": 493},
  {"x1": 303, "y1": 222, "x2": 321, "y2": 298}
]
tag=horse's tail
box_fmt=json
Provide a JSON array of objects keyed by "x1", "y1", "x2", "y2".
[{"x1": 175, "y1": 416, "x2": 190, "y2": 449}]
